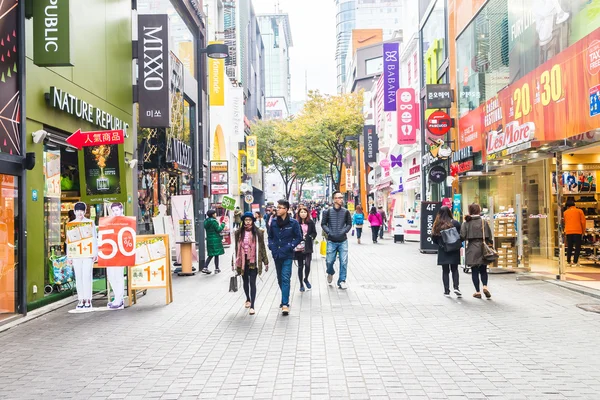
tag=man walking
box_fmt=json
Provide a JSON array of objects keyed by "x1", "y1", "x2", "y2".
[
  {"x1": 378, "y1": 206, "x2": 387, "y2": 239},
  {"x1": 321, "y1": 191, "x2": 352, "y2": 289},
  {"x1": 268, "y1": 199, "x2": 302, "y2": 315}
]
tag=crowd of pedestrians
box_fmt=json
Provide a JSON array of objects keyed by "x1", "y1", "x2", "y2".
[{"x1": 202, "y1": 193, "x2": 498, "y2": 316}]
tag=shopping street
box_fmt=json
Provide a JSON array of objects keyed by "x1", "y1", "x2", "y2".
[{"x1": 2, "y1": 237, "x2": 600, "y2": 399}]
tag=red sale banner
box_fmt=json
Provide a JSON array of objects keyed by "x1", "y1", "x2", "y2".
[
  {"x1": 396, "y1": 88, "x2": 419, "y2": 145},
  {"x1": 98, "y1": 216, "x2": 137, "y2": 267}
]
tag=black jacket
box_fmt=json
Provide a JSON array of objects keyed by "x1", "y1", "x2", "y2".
[
  {"x1": 431, "y1": 220, "x2": 462, "y2": 265},
  {"x1": 295, "y1": 219, "x2": 318, "y2": 255},
  {"x1": 321, "y1": 206, "x2": 352, "y2": 242}
]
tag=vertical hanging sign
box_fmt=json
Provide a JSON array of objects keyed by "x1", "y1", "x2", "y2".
[
  {"x1": 208, "y1": 41, "x2": 225, "y2": 106},
  {"x1": 364, "y1": 125, "x2": 378, "y2": 163},
  {"x1": 231, "y1": 87, "x2": 245, "y2": 142},
  {"x1": 246, "y1": 135, "x2": 258, "y2": 174},
  {"x1": 383, "y1": 42, "x2": 400, "y2": 112},
  {"x1": 396, "y1": 88, "x2": 418, "y2": 145},
  {"x1": 138, "y1": 14, "x2": 170, "y2": 128},
  {"x1": 33, "y1": 0, "x2": 72, "y2": 66}
]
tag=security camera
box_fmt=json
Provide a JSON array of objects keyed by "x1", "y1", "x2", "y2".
[
  {"x1": 32, "y1": 130, "x2": 48, "y2": 144},
  {"x1": 126, "y1": 158, "x2": 138, "y2": 168}
]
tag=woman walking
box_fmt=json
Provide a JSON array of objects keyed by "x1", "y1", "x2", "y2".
[
  {"x1": 295, "y1": 206, "x2": 317, "y2": 292},
  {"x1": 460, "y1": 204, "x2": 493, "y2": 299},
  {"x1": 254, "y1": 211, "x2": 266, "y2": 231},
  {"x1": 368, "y1": 206, "x2": 383, "y2": 243},
  {"x1": 203, "y1": 209, "x2": 226, "y2": 274},
  {"x1": 234, "y1": 212, "x2": 269, "y2": 315},
  {"x1": 431, "y1": 206, "x2": 462, "y2": 297},
  {"x1": 352, "y1": 205, "x2": 365, "y2": 244}
]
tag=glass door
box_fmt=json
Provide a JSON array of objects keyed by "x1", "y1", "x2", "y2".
[{"x1": 0, "y1": 174, "x2": 18, "y2": 320}]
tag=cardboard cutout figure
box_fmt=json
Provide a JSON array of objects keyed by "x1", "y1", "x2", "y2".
[
  {"x1": 106, "y1": 202, "x2": 126, "y2": 310},
  {"x1": 67, "y1": 202, "x2": 97, "y2": 312}
]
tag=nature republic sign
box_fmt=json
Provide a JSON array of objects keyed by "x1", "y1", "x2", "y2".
[{"x1": 33, "y1": 0, "x2": 72, "y2": 66}]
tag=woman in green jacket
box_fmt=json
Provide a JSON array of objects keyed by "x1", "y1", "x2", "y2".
[{"x1": 203, "y1": 209, "x2": 226, "y2": 274}]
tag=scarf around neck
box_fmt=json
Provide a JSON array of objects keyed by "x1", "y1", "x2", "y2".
[{"x1": 236, "y1": 229, "x2": 256, "y2": 270}]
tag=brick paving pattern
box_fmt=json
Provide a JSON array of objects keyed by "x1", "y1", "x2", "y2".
[{"x1": 2, "y1": 235, "x2": 600, "y2": 399}]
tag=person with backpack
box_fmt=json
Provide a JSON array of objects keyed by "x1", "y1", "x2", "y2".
[
  {"x1": 352, "y1": 205, "x2": 365, "y2": 244},
  {"x1": 431, "y1": 206, "x2": 462, "y2": 297},
  {"x1": 460, "y1": 203, "x2": 494, "y2": 299},
  {"x1": 368, "y1": 206, "x2": 383, "y2": 244}
]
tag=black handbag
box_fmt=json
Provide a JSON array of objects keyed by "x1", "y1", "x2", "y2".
[{"x1": 229, "y1": 275, "x2": 238, "y2": 292}]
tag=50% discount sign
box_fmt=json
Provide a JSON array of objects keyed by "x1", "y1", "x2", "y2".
[{"x1": 97, "y1": 216, "x2": 137, "y2": 266}]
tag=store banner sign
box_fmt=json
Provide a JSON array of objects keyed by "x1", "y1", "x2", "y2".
[
  {"x1": 452, "y1": 194, "x2": 462, "y2": 222},
  {"x1": 396, "y1": 88, "x2": 418, "y2": 145},
  {"x1": 33, "y1": 0, "x2": 72, "y2": 66},
  {"x1": 208, "y1": 41, "x2": 225, "y2": 106},
  {"x1": 364, "y1": 125, "x2": 378, "y2": 162},
  {"x1": 419, "y1": 202, "x2": 442, "y2": 253},
  {"x1": 138, "y1": 14, "x2": 170, "y2": 128},
  {"x1": 425, "y1": 84, "x2": 453, "y2": 109},
  {"x1": 166, "y1": 138, "x2": 192, "y2": 173},
  {"x1": 383, "y1": 42, "x2": 400, "y2": 111},
  {"x1": 79, "y1": 144, "x2": 126, "y2": 204},
  {"x1": 98, "y1": 216, "x2": 137, "y2": 267},
  {"x1": 231, "y1": 87, "x2": 245, "y2": 142},
  {"x1": 246, "y1": 135, "x2": 258, "y2": 174}
]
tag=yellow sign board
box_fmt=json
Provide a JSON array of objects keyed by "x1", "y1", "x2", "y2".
[
  {"x1": 129, "y1": 234, "x2": 173, "y2": 305},
  {"x1": 246, "y1": 135, "x2": 258, "y2": 174},
  {"x1": 208, "y1": 41, "x2": 225, "y2": 106}
]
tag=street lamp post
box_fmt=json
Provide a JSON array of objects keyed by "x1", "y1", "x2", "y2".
[{"x1": 193, "y1": 42, "x2": 229, "y2": 273}]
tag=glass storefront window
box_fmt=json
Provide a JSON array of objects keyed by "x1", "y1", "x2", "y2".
[
  {"x1": 421, "y1": 0, "x2": 446, "y2": 86},
  {"x1": 0, "y1": 174, "x2": 18, "y2": 318}
]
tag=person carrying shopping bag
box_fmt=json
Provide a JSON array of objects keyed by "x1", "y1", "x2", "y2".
[
  {"x1": 352, "y1": 205, "x2": 365, "y2": 244},
  {"x1": 460, "y1": 204, "x2": 494, "y2": 299},
  {"x1": 431, "y1": 206, "x2": 462, "y2": 297},
  {"x1": 368, "y1": 206, "x2": 383, "y2": 244},
  {"x1": 234, "y1": 212, "x2": 269, "y2": 315}
]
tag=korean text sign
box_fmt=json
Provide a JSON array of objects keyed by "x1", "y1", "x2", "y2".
[
  {"x1": 131, "y1": 235, "x2": 169, "y2": 289},
  {"x1": 246, "y1": 136, "x2": 258, "y2": 174},
  {"x1": 98, "y1": 216, "x2": 137, "y2": 267}
]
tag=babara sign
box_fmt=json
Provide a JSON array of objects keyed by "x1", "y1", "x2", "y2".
[
  {"x1": 66, "y1": 129, "x2": 125, "y2": 150},
  {"x1": 383, "y1": 42, "x2": 400, "y2": 112},
  {"x1": 396, "y1": 88, "x2": 418, "y2": 145}
]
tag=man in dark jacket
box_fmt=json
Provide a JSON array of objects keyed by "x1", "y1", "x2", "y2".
[
  {"x1": 321, "y1": 191, "x2": 352, "y2": 289},
  {"x1": 378, "y1": 206, "x2": 387, "y2": 239},
  {"x1": 268, "y1": 199, "x2": 302, "y2": 315}
]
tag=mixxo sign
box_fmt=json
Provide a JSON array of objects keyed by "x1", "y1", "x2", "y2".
[
  {"x1": 138, "y1": 14, "x2": 170, "y2": 128},
  {"x1": 33, "y1": 0, "x2": 72, "y2": 66}
]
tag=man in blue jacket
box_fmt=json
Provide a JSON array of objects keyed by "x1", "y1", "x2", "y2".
[{"x1": 268, "y1": 199, "x2": 302, "y2": 315}]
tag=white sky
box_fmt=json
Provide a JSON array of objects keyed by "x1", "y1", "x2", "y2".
[{"x1": 252, "y1": 0, "x2": 338, "y2": 101}]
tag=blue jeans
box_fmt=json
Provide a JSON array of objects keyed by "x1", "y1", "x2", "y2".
[
  {"x1": 326, "y1": 240, "x2": 348, "y2": 286},
  {"x1": 275, "y1": 258, "x2": 293, "y2": 306}
]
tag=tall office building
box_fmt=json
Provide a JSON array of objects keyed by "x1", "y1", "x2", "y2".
[
  {"x1": 335, "y1": 0, "x2": 403, "y2": 93},
  {"x1": 258, "y1": 13, "x2": 293, "y2": 119}
]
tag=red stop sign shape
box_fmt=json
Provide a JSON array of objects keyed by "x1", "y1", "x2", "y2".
[{"x1": 427, "y1": 110, "x2": 452, "y2": 136}]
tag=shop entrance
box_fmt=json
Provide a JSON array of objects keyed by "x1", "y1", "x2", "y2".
[{"x1": 0, "y1": 173, "x2": 19, "y2": 321}]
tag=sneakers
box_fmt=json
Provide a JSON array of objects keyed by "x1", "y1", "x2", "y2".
[
  {"x1": 76, "y1": 302, "x2": 85, "y2": 310},
  {"x1": 109, "y1": 301, "x2": 124, "y2": 310},
  {"x1": 327, "y1": 274, "x2": 333, "y2": 285},
  {"x1": 214, "y1": 268, "x2": 221, "y2": 274},
  {"x1": 83, "y1": 300, "x2": 92, "y2": 309},
  {"x1": 454, "y1": 289, "x2": 462, "y2": 298},
  {"x1": 201, "y1": 268, "x2": 212, "y2": 274},
  {"x1": 249, "y1": 308, "x2": 255, "y2": 315},
  {"x1": 444, "y1": 292, "x2": 451, "y2": 297},
  {"x1": 281, "y1": 305, "x2": 289, "y2": 316},
  {"x1": 338, "y1": 281, "x2": 348, "y2": 290},
  {"x1": 304, "y1": 279, "x2": 312, "y2": 290},
  {"x1": 300, "y1": 286, "x2": 305, "y2": 292}
]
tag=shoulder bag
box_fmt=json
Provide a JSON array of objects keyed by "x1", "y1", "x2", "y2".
[{"x1": 481, "y1": 219, "x2": 499, "y2": 264}]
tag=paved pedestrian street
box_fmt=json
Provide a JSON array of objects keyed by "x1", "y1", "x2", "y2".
[{"x1": 2, "y1": 238, "x2": 600, "y2": 400}]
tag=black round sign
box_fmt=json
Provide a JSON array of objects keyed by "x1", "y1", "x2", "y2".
[{"x1": 428, "y1": 166, "x2": 447, "y2": 184}]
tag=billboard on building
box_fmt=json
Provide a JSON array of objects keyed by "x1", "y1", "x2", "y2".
[
  {"x1": 208, "y1": 41, "x2": 225, "y2": 106},
  {"x1": 265, "y1": 97, "x2": 288, "y2": 120}
]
